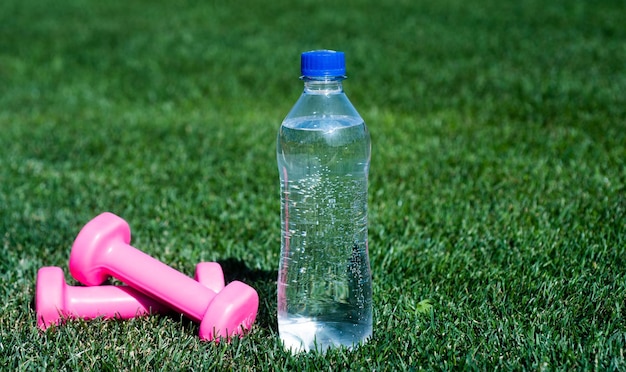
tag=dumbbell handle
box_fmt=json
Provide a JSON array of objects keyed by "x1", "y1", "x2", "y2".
[
  {"x1": 93, "y1": 239, "x2": 216, "y2": 321},
  {"x1": 70, "y1": 285, "x2": 164, "y2": 315}
]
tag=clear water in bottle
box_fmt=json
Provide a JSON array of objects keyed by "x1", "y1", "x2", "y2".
[{"x1": 277, "y1": 114, "x2": 372, "y2": 352}]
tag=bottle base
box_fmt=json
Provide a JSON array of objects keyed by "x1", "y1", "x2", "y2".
[{"x1": 278, "y1": 315, "x2": 372, "y2": 353}]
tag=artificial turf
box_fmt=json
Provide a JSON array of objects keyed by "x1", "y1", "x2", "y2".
[{"x1": 1, "y1": 0, "x2": 625, "y2": 369}]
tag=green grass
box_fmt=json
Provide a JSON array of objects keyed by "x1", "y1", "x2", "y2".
[{"x1": 1, "y1": 0, "x2": 625, "y2": 369}]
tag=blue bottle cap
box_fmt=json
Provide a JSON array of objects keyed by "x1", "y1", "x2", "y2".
[{"x1": 301, "y1": 50, "x2": 346, "y2": 78}]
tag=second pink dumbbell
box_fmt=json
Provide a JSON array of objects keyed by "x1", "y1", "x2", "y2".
[
  {"x1": 69, "y1": 212, "x2": 259, "y2": 341},
  {"x1": 36, "y1": 262, "x2": 225, "y2": 330}
]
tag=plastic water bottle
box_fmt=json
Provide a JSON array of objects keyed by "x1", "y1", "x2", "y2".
[{"x1": 276, "y1": 50, "x2": 372, "y2": 352}]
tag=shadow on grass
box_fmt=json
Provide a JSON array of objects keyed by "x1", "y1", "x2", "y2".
[{"x1": 217, "y1": 257, "x2": 278, "y2": 333}]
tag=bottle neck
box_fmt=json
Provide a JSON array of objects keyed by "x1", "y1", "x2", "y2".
[{"x1": 302, "y1": 76, "x2": 345, "y2": 95}]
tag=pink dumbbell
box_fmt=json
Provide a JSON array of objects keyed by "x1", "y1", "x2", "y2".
[
  {"x1": 36, "y1": 262, "x2": 225, "y2": 330},
  {"x1": 68, "y1": 212, "x2": 259, "y2": 341}
]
